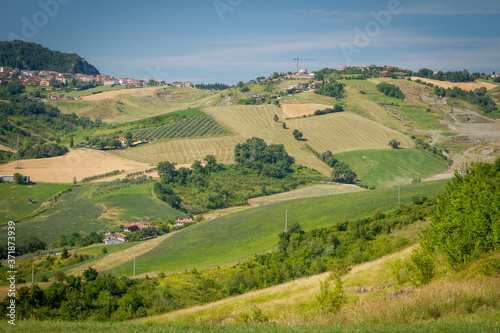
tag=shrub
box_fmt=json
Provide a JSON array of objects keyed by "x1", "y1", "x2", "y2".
[
  {"x1": 406, "y1": 247, "x2": 436, "y2": 287},
  {"x1": 317, "y1": 272, "x2": 347, "y2": 313},
  {"x1": 424, "y1": 159, "x2": 500, "y2": 269}
]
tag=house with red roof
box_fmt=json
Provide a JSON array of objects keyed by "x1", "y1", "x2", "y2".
[
  {"x1": 122, "y1": 221, "x2": 157, "y2": 232},
  {"x1": 175, "y1": 218, "x2": 194, "y2": 227},
  {"x1": 104, "y1": 232, "x2": 128, "y2": 245}
]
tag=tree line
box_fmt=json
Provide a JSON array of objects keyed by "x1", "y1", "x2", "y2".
[{"x1": 415, "y1": 68, "x2": 478, "y2": 83}]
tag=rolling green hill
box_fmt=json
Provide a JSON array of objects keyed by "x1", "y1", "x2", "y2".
[
  {"x1": 0, "y1": 182, "x2": 72, "y2": 225},
  {"x1": 1, "y1": 182, "x2": 184, "y2": 244},
  {"x1": 106, "y1": 180, "x2": 448, "y2": 277},
  {"x1": 334, "y1": 148, "x2": 448, "y2": 188}
]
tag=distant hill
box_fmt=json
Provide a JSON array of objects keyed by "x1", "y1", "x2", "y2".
[{"x1": 0, "y1": 40, "x2": 100, "y2": 75}]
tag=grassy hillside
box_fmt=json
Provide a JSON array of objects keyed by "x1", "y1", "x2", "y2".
[
  {"x1": 106, "y1": 180, "x2": 447, "y2": 277},
  {"x1": 91, "y1": 181, "x2": 184, "y2": 221},
  {"x1": 1, "y1": 182, "x2": 183, "y2": 244},
  {"x1": 54, "y1": 87, "x2": 214, "y2": 124},
  {"x1": 57, "y1": 85, "x2": 126, "y2": 98},
  {"x1": 4, "y1": 248, "x2": 498, "y2": 332},
  {"x1": 140, "y1": 248, "x2": 500, "y2": 329},
  {"x1": 334, "y1": 148, "x2": 448, "y2": 188},
  {"x1": 2, "y1": 314, "x2": 498, "y2": 332},
  {"x1": 0, "y1": 182, "x2": 72, "y2": 225}
]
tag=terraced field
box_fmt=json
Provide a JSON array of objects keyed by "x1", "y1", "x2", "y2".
[
  {"x1": 111, "y1": 135, "x2": 243, "y2": 165},
  {"x1": 111, "y1": 105, "x2": 413, "y2": 175},
  {"x1": 131, "y1": 115, "x2": 231, "y2": 141},
  {"x1": 286, "y1": 112, "x2": 414, "y2": 155}
]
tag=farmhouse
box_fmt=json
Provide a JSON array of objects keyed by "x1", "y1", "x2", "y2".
[
  {"x1": 175, "y1": 218, "x2": 194, "y2": 227},
  {"x1": 104, "y1": 232, "x2": 128, "y2": 245},
  {"x1": 380, "y1": 71, "x2": 391, "y2": 77},
  {"x1": 122, "y1": 221, "x2": 157, "y2": 232},
  {"x1": 117, "y1": 137, "x2": 128, "y2": 148},
  {"x1": 0, "y1": 175, "x2": 30, "y2": 183},
  {"x1": 310, "y1": 81, "x2": 323, "y2": 89}
]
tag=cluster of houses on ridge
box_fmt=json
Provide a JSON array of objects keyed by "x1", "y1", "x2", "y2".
[
  {"x1": 0, "y1": 66, "x2": 193, "y2": 89},
  {"x1": 103, "y1": 218, "x2": 195, "y2": 245}
]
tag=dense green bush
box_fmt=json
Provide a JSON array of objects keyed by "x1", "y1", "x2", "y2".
[
  {"x1": 377, "y1": 82, "x2": 405, "y2": 99},
  {"x1": 433, "y1": 86, "x2": 498, "y2": 115},
  {"x1": 423, "y1": 159, "x2": 500, "y2": 269},
  {"x1": 314, "y1": 81, "x2": 345, "y2": 98}
]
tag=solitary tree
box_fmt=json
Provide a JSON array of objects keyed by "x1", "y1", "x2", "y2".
[
  {"x1": 282, "y1": 122, "x2": 287, "y2": 129},
  {"x1": 388, "y1": 139, "x2": 401, "y2": 149},
  {"x1": 13, "y1": 172, "x2": 25, "y2": 184},
  {"x1": 61, "y1": 248, "x2": 69, "y2": 259},
  {"x1": 273, "y1": 114, "x2": 279, "y2": 122},
  {"x1": 293, "y1": 129, "x2": 303, "y2": 140},
  {"x1": 83, "y1": 267, "x2": 99, "y2": 281}
]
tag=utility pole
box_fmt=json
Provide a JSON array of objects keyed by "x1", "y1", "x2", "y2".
[
  {"x1": 398, "y1": 184, "x2": 401, "y2": 205},
  {"x1": 133, "y1": 245, "x2": 136, "y2": 278},
  {"x1": 285, "y1": 210, "x2": 288, "y2": 232},
  {"x1": 15, "y1": 135, "x2": 21, "y2": 169}
]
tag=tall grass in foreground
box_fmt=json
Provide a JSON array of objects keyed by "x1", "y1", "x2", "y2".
[
  {"x1": 336, "y1": 276, "x2": 500, "y2": 325},
  {"x1": 2, "y1": 314, "x2": 499, "y2": 333}
]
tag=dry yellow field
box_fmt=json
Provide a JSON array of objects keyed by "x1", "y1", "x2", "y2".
[
  {"x1": 281, "y1": 103, "x2": 332, "y2": 118},
  {"x1": 111, "y1": 135, "x2": 244, "y2": 165},
  {"x1": 80, "y1": 86, "x2": 166, "y2": 101},
  {"x1": 111, "y1": 105, "x2": 413, "y2": 176},
  {"x1": 248, "y1": 183, "x2": 363, "y2": 206},
  {"x1": 409, "y1": 77, "x2": 497, "y2": 91},
  {"x1": 287, "y1": 111, "x2": 413, "y2": 155},
  {"x1": 0, "y1": 149, "x2": 154, "y2": 183}
]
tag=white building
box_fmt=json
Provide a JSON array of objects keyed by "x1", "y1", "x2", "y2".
[
  {"x1": 104, "y1": 232, "x2": 128, "y2": 245},
  {"x1": 103, "y1": 80, "x2": 120, "y2": 86}
]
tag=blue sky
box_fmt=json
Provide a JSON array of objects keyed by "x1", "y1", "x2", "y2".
[{"x1": 1, "y1": 0, "x2": 499, "y2": 84}]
